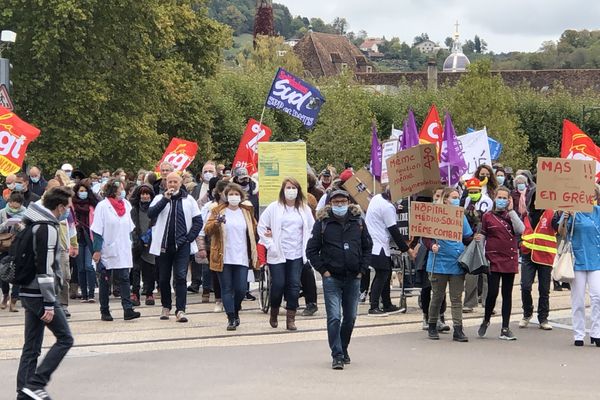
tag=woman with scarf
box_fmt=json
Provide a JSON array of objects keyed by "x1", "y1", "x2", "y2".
[
  {"x1": 511, "y1": 174, "x2": 535, "y2": 220},
  {"x1": 476, "y1": 186, "x2": 525, "y2": 340},
  {"x1": 130, "y1": 184, "x2": 157, "y2": 306},
  {"x1": 91, "y1": 179, "x2": 140, "y2": 321},
  {"x1": 73, "y1": 180, "x2": 99, "y2": 303}
]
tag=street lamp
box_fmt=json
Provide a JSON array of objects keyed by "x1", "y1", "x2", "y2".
[
  {"x1": 0, "y1": 30, "x2": 16, "y2": 96},
  {"x1": 0, "y1": 30, "x2": 16, "y2": 57}
]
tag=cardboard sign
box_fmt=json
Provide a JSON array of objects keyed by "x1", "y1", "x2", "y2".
[
  {"x1": 258, "y1": 142, "x2": 308, "y2": 206},
  {"x1": 386, "y1": 143, "x2": 441, "y2": 202},
  {"x1": 380, "y1": 139, "x2": 400, "y2": 184},
  {"x1": 343, "y1": 174, "x2": 374, "y2": 211},
  {"x1": 0, "y1": 106, "x2": 41, "y2": 176},
  {"x1": 409, "y1": 201, "x2": 464, "y2": 241},
  {"x1": 355, "y1": 168, "x2": 382, "y2": 194},
  {"x1": 232, "y1": 119, "x2": 272, "y2": 176},
  {"x1": 535, "y1": 157, "x2": 596, "y2": 212}
]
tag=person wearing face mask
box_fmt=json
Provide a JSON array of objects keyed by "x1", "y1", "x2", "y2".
[
  {"x1": 91, "y1": 179, "x2": 141, "y2": 322},
  {"x1": 476, "y1": 187, "x2": 525, "y2": 340},
  {"x1": 423, "y1": 187, "x2": 473, "y2": 342},
  {"x1": 461, "y1": 177, "x2": 493, "y2": 313},
  {"x1": 511, "y1": 174, "x2": 535, "y2": 220},
  {"x1": 130, "y1": 184, "x2": 157, "y2": 307},
  {"x1": 72, "y1": 181, "x2": 99, "y2": 304},
  {"x1": 28, "y1": 166, "x2": 48, "y2": 197},
  {"x1": 205, "y1": 183, "x2": 259, "y2": 331},
  {"x1": 60, "y1": 163, "x2": 74, "y2": 181},
  {"x1": 494, "y1": 167, "x2": 507, "y2": 190},
  {"x1": 191, "y1": 161, "x2": 217, "y2": 201},
  {"x1": 364, "y1": 188, "x2": 409, "y2": 316},
  {"x1": 306, "y1": 190, "x2": 372, "y2": 370},
  {"x1": 136, "y1": 170, "x2": 147, "y2": 187},
  {"x1": 232, "y1": 167, "x2": 259, "y2": 221},
  {"x1": 319, "y1": 169, "x2": 333, "y2": 191},
  {"x1": 148, "y1": 172, "x2": 203, "y2": 323},
  {"x1": 258, "y1": 178, "x2": 315, "y2": 330},
  {"x1": 14, "y1": 172, "x2": 41, "y2": 207},
  {"x1": 473, "y1": 164, "x2": 498, "y2": 198},
  {"x1": 0, "y1": 191, "x2": 26, "y2": 312}
]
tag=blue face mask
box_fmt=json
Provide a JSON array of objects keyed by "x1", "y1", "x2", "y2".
[
  {"x1": 30, "y1": 177, "x2": 40, "y2": 183},
  {"x1": 119, "y1": 190, "x2": 126, "y2": 200},
  {"x1": 449, "y1": 198, "x2": 460, "y2": 206},
  {"x1": 59, "y1": 208, "x2": 70, "y2": 221},
  {"x1": 78, "y1": 191, "x2": 88, "y2": 200},
  {"x1": 332, "y1": 205, "x2": 348, "y2": 217},
  {"x1": 13, "y1": 183, "x2": 24, "y2": 192},
  {"x1": 496, "y1": 176, "x2": 505, "y2": 186},
  {"x1": 517, "y1": 183, "x2": 527, "y2": 192},
  {"x1": 495, "y1": 198, "x2": 509, "y2": 209}
]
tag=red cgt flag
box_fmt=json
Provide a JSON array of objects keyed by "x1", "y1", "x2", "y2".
[
  {"x1": 155, "y1": 138, "x2": 198, "y2": 174},
  {"x1": 232, "y1": 118, "x2": 272, "y2": 176},
  {"x1": 419, "y1": 105, "x2": 443, "y2": 160},
  {"x1": 561, "y1": 119, "x2": 600, "y2": 181},
  {"x1": 0, "y1": 106, "x2": 41, "y2": 176}
]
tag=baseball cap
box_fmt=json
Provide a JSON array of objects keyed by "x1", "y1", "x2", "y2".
[
  {"x1": 328, "y1": 189, "x2": 350, "y2": 201},
  {"x1": 61, "y1": 163, "x2": 73, "y2": 172}
]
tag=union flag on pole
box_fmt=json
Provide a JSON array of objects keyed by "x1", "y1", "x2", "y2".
[
  {"x1": 561, "y1": 119, "x2": 600, "y2": 181},
  {"x1": 0, "y1": 106, "x2": 41, "y2": 176},
  {"x1": 419, "y1": 105, "x2": 443, "y2": 160},
  {"x1": 232, "y1": 119, "x2": 272, "y2": 176},
  {"x1": 155, "y1": 138, "x2": 198, "y2": 174}
]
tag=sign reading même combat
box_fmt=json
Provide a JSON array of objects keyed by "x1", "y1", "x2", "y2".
[
  {"x1": 409, "y1": 201, "x2": 464, "y2": 241},
  {"x1": 386, "y1": 143, "x2": 441, "y2": 202},
  {"x1": 535, "y1": 157, "x2": 596, "y2": 212}
]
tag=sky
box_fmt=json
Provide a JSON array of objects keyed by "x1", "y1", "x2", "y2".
[{"x1": 276, "y1": 0, "x2": 600, "y2": 53}]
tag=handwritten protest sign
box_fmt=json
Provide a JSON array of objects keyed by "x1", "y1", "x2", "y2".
[
  {"x1": 386, "y1": 143, "x2": 441, "y2": 202},
  {"x1": 355, "y1": 168, "x2": 382, "y2": 195},
  {"x1": 343, "y1": 174, "x2": 374, "y2": 211},
  {"x1": 409, "y1": 201, "x2": 464, "y2": 241},
  {"x1": 535, "y1": 157, "x2": 595, "y2": 212}
]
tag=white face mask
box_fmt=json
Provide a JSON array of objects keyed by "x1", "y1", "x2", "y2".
[
  {"x1": 228, "y1": 195, "x2": 241, "y2": 206},
  {"x1": 203, "y1": 172, "x2": 214, "y2": 182},
  {"x1": 284, "y1": 188, "x2": 298, "y2": 201}
]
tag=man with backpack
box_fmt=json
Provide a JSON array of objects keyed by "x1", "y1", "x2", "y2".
[{"x1": 16, "y1": 187, "x2": 75, "y2": 400}]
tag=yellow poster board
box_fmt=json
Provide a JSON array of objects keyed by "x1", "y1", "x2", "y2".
[{"x1": 258, "y1": 142, "x2": 308, "y2": 206}]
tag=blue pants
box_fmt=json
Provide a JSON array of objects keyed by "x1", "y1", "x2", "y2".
[
  {"x1": 218, "y1": 264, "x2": 248, "y2": 317},
  {"x1": 157, "y1": 242, "x2": 190, "y2": 313},
  {"x1": 269, "y1": 258, "x2": 303, "y2": 310},
  {"x1": 323, "y1": 275, "x2": 360, "y2": 360},
  {"x1": 76, "y1": 240, "x2": 96, "y2": 300}
]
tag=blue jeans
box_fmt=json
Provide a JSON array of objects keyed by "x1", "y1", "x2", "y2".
[
  {"x1": 323, "y1": 275, "x2": 360, "y2": 360},
  {"x1": 157, "y1": 242, "x2": 190, "y2": 313},
  {"x1": 17, "y1": 298, "x2": 73, "y2": 395},
  {"x1": 269, "y1": 258, "x2": 303, "y2": 310},
  {"x1": 98, "y1": 265, "x2": 133, "y2": 313},
  {"x1": 218, "y1": 264, "x2": 248, "y2": 317},
  {"x1": 76, "y1": 240, "x2": 96, "y2": 300}
]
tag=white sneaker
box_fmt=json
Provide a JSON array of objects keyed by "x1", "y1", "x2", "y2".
[
  {"x1": 213, "y1": 301, "x2": 223, "y2": 313},
  {"x1": 21, "y1": 387, "x2": 52, "y2": 399},
  {"x1": 422, "y1": 318, "x2": 428, "y2": 330},
  {"x1": 519, "y1": 316, "x2": 531, "y2": 328},
  {"x1": 539, "y1": 321, "x2": 553, "y2": 330}
]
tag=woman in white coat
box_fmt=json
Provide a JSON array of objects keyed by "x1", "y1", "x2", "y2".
[
  {"x1": 258, "y1": 177, "x2": 315, "y2": 330},
  {"x1": 91, "y1": 179, "x2": 140, "y2": 322}
]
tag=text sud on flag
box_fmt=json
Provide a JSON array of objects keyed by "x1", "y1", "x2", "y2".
[
  {"x1": 0, "y1": 106, "x2": 41, "y2": 176},
  {"x1": 155, "y1": 138, "x2": 198, "y2": 174},
  {"x1": 265, "y1": 68, "x2": 325, "y2": 129}
]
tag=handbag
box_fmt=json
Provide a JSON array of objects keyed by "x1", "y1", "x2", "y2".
[
  {"x1": 552, "y1": 214, "x2": 576, "y2": 283},
  {"x1": 458, "y1": 224, "x2": 489, "y2": 275},
  {"x1": 0, "y1": 232, "x2": 15, "y2": 253}
]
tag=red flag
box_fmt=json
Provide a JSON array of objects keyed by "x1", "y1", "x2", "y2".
[
  {"x1": 155, "y1": 138, "x2": 198, "y2": 174},
  {"x1": 561, "y1": 119, "x2": 600, "y2": 180},
  {"x1": 232, "y1": 119, "x2": 272, "y2": 176},
  {"x1": 419, "y1": 105, "x2": 443, "y2": 160},
  {"x1": 0, "y1": 107, "x2": 41, "y2": 176}
]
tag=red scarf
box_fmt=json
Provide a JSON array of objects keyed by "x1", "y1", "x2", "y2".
[{"x1": 108, "y1": 197, "x2": 126, "y2": 217}]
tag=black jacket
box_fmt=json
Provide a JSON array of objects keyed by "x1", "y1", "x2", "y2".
[{"x1": 306, "y1": 204, "x2": 372, "y2": 278}]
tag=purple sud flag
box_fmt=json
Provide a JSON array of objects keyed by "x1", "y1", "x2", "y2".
[
  {"x1": 370, "y1": 121, "x2": 382, "y2": 178},
  {"x1": 400, "y1": 109, "x2": 420, "y2": 150},
  {"x1": 439, "y1": 112, "x2": 467, "y2": 185},
  {"x1": 264, "y1": 68, "x2": 326, "y2": 129}
]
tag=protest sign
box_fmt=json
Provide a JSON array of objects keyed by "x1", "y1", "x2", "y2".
[
  {"x1": 0, "y1": 107, "x2": 40, "y2": 176},
  {"x1": 535, "y1": 157, "x2": 596, "y2": 212},
  {"x1": 265, "y1": 68, "x2": 325, "y2": 129},
  {"x1": 258, "y1": 142, "x2": 307, "y2": 206},
  {"x1": 397, "y1": 198, "x2": 410, "y2": 240},
  {"x1": 381, "y1": 139, "x2": 400, "y2": 184},
  {"x1": 343, "y1": 174, "x2": 374, "y2": 211},
  {"x1": 355, "y1": 168, "x2": 382, "y2": 194},
  {"x1": 155, "y1": 138, "x2": 198, "y2": 174},
  {"x1": 232, "y1": 119, "x2": 272, "y2": 176},
  {"x1": 409, "y1": 201, "x2": 464, "y2": 241},
  {"x1": 386, "y1": 143, "x2": 441, "y2": 202},
  {"x1": 457, "y1": 128, "x2": 492, "y2": 180}
]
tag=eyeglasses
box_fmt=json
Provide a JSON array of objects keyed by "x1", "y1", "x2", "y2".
[{"x1": 331, "y1": 200, "x2": 349, "y2": 206}]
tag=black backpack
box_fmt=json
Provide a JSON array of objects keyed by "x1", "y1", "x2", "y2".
[{"x1": 0, "y1": 221, "x2": 55, "y2": 285}]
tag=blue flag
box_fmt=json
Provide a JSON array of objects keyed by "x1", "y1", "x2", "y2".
[{"x1": 265, "y1": 68, "x2": 325, "y2": 129}]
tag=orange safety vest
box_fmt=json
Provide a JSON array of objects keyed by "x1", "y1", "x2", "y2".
[{"x1": 520, "y1": 209, "x2": 557, "y2": 266}]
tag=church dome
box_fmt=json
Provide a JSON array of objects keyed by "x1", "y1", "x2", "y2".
[{"x1": 443, "y1": 52, "x2": 470, "y2": 72}]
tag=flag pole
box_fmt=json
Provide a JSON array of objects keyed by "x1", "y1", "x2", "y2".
[{"x1": 258, "y1": 106, "x2": 266, "y2": 128}]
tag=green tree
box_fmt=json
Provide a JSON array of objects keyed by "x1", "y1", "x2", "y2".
[{"x1": 332, "y1": 17, "x2": 348, "y2": 35}]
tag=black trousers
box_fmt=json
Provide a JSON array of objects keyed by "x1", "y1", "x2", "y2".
[
  {"x1": 485, "y1": 271, "x2": 515, "y2": 328},
  {"x1": 131, "y1": 258, "x2": 157, "y2": 296},
  {"x1": 521, "y1": 253, "x2": 552, "y2": 323},
  {"x1": 300, "y1": 262, "x2": 317, "y2": 305},
  {"x1": 360, "y1": 269, "x2": 371, "y2": 294},
  {"x1": 370, "y1": 251, "x2": 393, "y2": 310}
]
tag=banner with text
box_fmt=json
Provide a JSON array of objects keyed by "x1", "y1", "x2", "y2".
[
  {"x1": 232, "y1": 119, "x2": 272, "y2": 176},
  {"x1": 258, "y1": 142, "x2": 308, "y2": 206},
  {"x1": 155, "y1": 138, "x2": 198, "y2": 174},
  {"x1": 380, "y1": 139, "x2": 400, "y2": 184},
  {"x1": 409, "y1": 201, "x2": 464, "y2": 241},
  {"x1": 457, "y1": 128, "x2": 492, "y2": 180},
  {"x1": 265, "y1": 68, "x2": 325, "y2": 129},
  {"x1": 0, "y1": 106, "x2": 41, "y2": 176},
  {"x1": 535, "y1": 157, "x2": 596, "y2": 212},
  {"x1": 386, "y1": 143, "x2": 441, "y2": 202}
]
